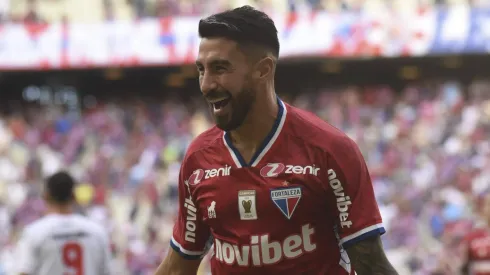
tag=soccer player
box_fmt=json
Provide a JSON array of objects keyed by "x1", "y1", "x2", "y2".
[
  {"x1": 16, "y1": 171, "x2": 111, "y2": 275},
  {"x1": 461, "y1": 192, "x2": 490, "y2": 275},
  {"x1": 155, "y1": 6, "x2": 398, "y2": 275}
]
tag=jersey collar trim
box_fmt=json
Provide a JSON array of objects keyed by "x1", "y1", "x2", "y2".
[{"x1": 223, "y1": 97, "x2": 287, "y2": 168}]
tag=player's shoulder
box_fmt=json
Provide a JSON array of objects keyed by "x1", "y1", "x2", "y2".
[
  {"x1": 186, "y1": 126, "x2": 222, "y2": 155},
  {"x1": 182, "y1": 126, "x2": 223, "y2": 163},
  {"x1": 21, "y1": 215, "x2": 61, "y2": 243},
  {"x1": 22, "y1": 216, "x2": 52, "y2": 237},
  {"x1": 24, "y1": 214, "x2": 106, "y2": 238},
  {"x1": 69, "y1": 214, "x2": 108, "y2": 238},
  {"x1": 285, "y1": 104, "x2": 358, "y2": 154}
]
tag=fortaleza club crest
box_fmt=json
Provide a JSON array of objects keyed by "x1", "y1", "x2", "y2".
[{"x1": 270, "y1": 187, "x2": 302, "y2": 219}]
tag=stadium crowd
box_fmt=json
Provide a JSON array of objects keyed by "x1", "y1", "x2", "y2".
[
  {"x1": 2, "y1": 0, "x2": 490, "y2": 23},
  {"x1": 0, "y1": 79, "x2": 488, "y2": 274}
]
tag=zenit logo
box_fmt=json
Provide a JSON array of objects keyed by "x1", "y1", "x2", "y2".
[
  {"x1": 188, "y1": 165, "x2": 231, "y2": 185},
  {"x1": 188, "y1": 169, "x2": 204, "y2": 185},
  {"x1": 260, "y1": 163, "x2": 320, "y2": 177},
  {"x1": 260, "y1": 163, "x2": 285, "y2": 177}
]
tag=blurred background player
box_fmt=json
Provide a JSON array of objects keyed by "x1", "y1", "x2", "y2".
[
  {"x1": 15, "y1": 171, "x2": 111, "y2": 275},
  {"x1": 458, "y1": 193, "x2": 490, "y2": 275}
]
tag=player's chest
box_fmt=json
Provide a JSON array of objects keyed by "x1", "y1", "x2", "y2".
[{"x1": 190, "y1": 164, "x2": 328, "y2": 230}]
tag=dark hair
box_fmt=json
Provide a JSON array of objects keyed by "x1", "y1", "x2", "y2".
[
  {"x1": 198, "y1": 5, "x2": 280, "y2": 58},
  {"x1": 45, "y1": 171, "x2": 76, "y2": 204}
]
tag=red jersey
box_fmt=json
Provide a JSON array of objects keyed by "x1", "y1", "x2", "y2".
[
  {"x1": 465, "y1": 223, "x2": 490, "y2": 275},
  {"x1": 171, "y1": 99, "x2": 385, "y2": 274}
]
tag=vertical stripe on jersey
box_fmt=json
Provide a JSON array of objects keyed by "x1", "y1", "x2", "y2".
[{"x1": 223, "y1": 97, "x2": 287, "y2": 168}]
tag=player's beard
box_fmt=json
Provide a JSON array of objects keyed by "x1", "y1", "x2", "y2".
[{"x1": 212, "y1": 87, "x2": 255, "y2": 132}]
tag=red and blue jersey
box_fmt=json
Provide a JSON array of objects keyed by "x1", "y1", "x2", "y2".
[
  {"x1": 464, "y1": 222, "x2": 490, "y2": 275},
  {"x1": 171, "y1": 98, "x2": 385, "y2": 274}
]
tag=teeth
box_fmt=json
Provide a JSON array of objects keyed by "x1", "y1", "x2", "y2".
[
  {"x1": 209, "y1": 97, "x2": 229, "y2": 104},
  {"x1": 213, "y1": 98, "x2": 230, "y2": 111},
  {"x1": 213, "y1": 103, "x2": 223, "y2": 111}
]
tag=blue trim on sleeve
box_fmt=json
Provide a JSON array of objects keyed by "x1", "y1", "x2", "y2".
[
  {"x1": 342, "y1": 227, "x2": 386, "y2": 249},
  {"x1": 169, "y1": 239, "x2": 203, "y2": 260}
]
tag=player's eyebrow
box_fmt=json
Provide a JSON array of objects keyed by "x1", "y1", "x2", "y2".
[{"x1": 195, "y1": 59, "x2": 232, "y2": 68}]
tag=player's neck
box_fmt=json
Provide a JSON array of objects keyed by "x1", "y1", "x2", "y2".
[
  {"x1": 229, "y1": 91, "x2": 278, "y2": 160},
  {"x1": 46, "y1": 203, "x2": 74, "y2": 215}
]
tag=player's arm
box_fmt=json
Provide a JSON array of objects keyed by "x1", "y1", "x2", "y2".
[
  {"x1": 461, "y1": 261, "x2": 469, "y2": 275},
  {"x1": 16, "y1": 228, "x2": 36, "y2": 275},
  {"x1": 345, "y1": 235, "x2": 398, "y2": 275},
  {"x1": 155, "y1": 159, "x2": 212, "y2": 275},
  {"x1": 155, "y1": 248, "x2": 202, "y2": 275},
  {"x1": 323, "y1": 136, "x2": 398, "y2": 275},
  {"x1": 100, "y1": 230, "x2": 112, "y2": 275},
  {"x1": 461, "y1": 256, "x2": 469, "y2": 275},
  {"x1": 459, "y1": 238, "x2": 470, "y2": 275}
]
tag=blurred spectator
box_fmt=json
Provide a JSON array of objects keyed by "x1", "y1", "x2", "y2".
[
  {"x1": 153, "y1": 0, "x2": 181, "y2": 18},
  {"x1": 103, "y1": 0, "x2": 115, "y2": 21},
  {"x1": 127, "y1": 0, "x2": 146, "y2": 19},
  {"x1": 0, "y1": 0, "x2": 9, "y2": 23},
  {"x1": 23, "y1": 0, "x2": 45, "y2": 24},
  {"x1": 4, "y1": 0, "x2": 490, "y2": 24}
]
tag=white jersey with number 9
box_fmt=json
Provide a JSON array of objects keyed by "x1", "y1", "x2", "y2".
[{"x1": 16, "y1": 213, "x2": 111, "y2": 275}]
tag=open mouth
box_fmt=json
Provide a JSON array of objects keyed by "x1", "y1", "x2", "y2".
[{"x1": 212, "y1": 97, "x2": 231, "y2": 111}]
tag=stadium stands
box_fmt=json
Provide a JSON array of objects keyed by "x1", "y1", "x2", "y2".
[
  {"x1": 2, "y1": 1, "x2": 490, "y2": 274},
  {"x1": 0, "y1": 78, "x2": 489, "y2": 274},
  {"x1": 5, "y1": 0, "x2": 490, "y2": 23}
]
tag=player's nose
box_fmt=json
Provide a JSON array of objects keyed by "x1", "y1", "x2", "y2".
[{"x1": 199, "y1": 73, "x2": 218, "y2": 96}]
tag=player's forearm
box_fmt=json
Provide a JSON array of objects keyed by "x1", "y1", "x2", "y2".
[
  {"x1": 154, "y1": 260, "x2": 178, "y2": 275},
  {"x1": 154, "y1": 249, "x2": 201, "y2": 275},
  {"x1": 461, "y1": 261, "x2": 469, "y2": 275},
  {"x1": 345, "y1": 235, "x2": 399, "y2": 275}
]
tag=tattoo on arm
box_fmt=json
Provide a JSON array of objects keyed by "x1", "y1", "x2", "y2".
[{"x1": 345, "y1": 235, "x2": 399, "y2": 275}]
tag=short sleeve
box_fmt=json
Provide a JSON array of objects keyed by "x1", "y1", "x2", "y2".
[
  {"x1": 170, "y1": 161, "x2": 212, "y2": 260},
  {"x1": 323, "y1": 137, "x2": 385, "y2": 248},
  {"x1": 16, "y1": 229, "x2": 36, "y2": 274}
]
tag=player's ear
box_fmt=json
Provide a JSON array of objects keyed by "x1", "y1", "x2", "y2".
[{"x1": 253, "y1": 56, "x2": 274, "y2": 81}]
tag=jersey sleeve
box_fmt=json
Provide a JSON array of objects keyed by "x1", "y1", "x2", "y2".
[
  {"x1": 16, "y1": 229, "x2": 36, "y2": 274},
  {"x1": 170, "y1": 159, "x2": 212, "y2": 260},
  {"x1": 323, "y1": 137, "x2": 385, "y2": 248}
]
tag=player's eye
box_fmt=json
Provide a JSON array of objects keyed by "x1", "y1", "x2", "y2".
[
  {"x1": 215, "y1": 66, "x2": 227, "y2": 73},
  {"x1": 196, "y1": 66, "x2": 204, "y2": 75}
]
